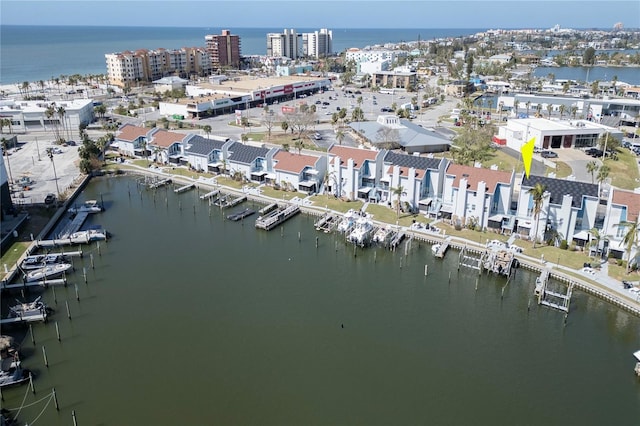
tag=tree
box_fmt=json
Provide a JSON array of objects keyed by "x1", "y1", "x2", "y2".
[
  {"x1": 513, "y1": 100, "x2": 519, "y2": 116},
  {"x1": 241, "y1": 133, "x2": 248, "y2": 144},
  {"x1": 280, "y1": 120, "x2": 289, "y2": 134},
  {"x1": 374, "y1": 126, "x2": 401, "y2": 150},
  {"x1": 525, "y1": 101, "x2": 531, "y2": 117},
  {"x1": 583, "y1": 47, "x2": 596, "y2": 66},
  {"x1": 586, "y1": 160, "x2": 599, "y2": 184},
  {"x1": 598, "y1": 132, "x2": 620, "y2": 155},
  {"x1": 261, "y1": 109, "x2": 277, "y2": 141},
  {"x1": 617, "y1": 219, "x2": 639, "y2": 274},
  {"x1": 596, "y1": 164, "x2": 610, "y2": 184},
  {"x1": 94, "y1": 104, "x2": 107, "y2": 121},
  {"x1": 202, "y1": 124, "x2": 212, "y2": 139},
  {"x1": 558, "y1": 104, "x2": 566, "y2": 120},
  {"x1": 335, "y1": 130, "x2": 345, "y2": 145},
  {"x1": 571, "y1": 105, "x2": 578, "y2": 119},
  {"x1": 546, "y1": 103, "x2": 553, "y2": 119},
  {"x1": 57, "y1": 105, "x2": 68, "y2": 141},
  {"x1": 528, "y1": 183, "x2": 547, "y2": 248},
  {"x1": 391, "y1": 185, "x2": 406, "y2": 218},
  {"x1": 294, "y1": 139, "x2": 304, "y2": 154}
]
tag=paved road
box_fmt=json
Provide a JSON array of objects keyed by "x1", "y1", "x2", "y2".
[{"x1": 555, "y1": 147, "x2": 600, "y2": 183}]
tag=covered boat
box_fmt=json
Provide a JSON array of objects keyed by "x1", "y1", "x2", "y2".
[
  {"x1": 24, "y1": 263, "x2": 72, "y2": 282},
  {"x1": 20, "y1": 253, "x2": 69, "y2": 271}
]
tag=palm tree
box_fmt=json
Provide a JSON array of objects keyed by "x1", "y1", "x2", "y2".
[
  {"x1": 525, "y1": 101, "x2": 531, "y2": 117},
  {"x1": 391, "y1": 185, "x2": 406, "y2": 219},
  {"x1": 528, "y1": 183, "x2": 547, "y2": 248},
  {"x1": 281, "y1": 121, "x2": 289, "y2": 134},
  {"x1": 617, "y1": 219, "x2": 639, "y2": 274},
  {"x1": 558, "y1": 104, "x2": 566, "y2": 120},
  {"x1": 56, "y1": 105, "x2": 68, "y2": 141},
  {"x1": 571, "y1": 106, "x2": 578, "y2": 120},
  {"x1": 336, "y1": 130, "x2": 345, "y2": 145},
  {"x1": 513, "y1": 100, "x2": 519, "y2": 116},
  {"x1": 597, "y1": 164, "x2": 610, "y2": 184},
  {"x1": 546, "y1": 103, "x2": 553, "y2": 119},
  {"x1": 586, "y1": 160, "x2": 599, "y2": 184},
  {"x1": 202, "y1": 125, "x2": 212, "y2": 139}
]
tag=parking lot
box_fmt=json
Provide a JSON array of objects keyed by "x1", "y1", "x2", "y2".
[{"x1": 4, "y1": 131, "x2": 82, "y2": 207}]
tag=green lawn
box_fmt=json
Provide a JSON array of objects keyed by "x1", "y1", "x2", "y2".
[
  {"x1": 553, "y1": 161, "x2": 573, "y2": 178},
  {"x1": 307, "y1": 194, "x2": 364, "y2": 213},
  {"x1": 605, "y1": 148, "x2": 640, "y2": 190},
  {"x1": 364, "y1": 203, "x2": 430, "y2": 227},
  {"x1": 0, "y1": 242, "x2": 31, "y2": 280},
  {"x1": 261, "y1": 186, "x2": 305, "y2": 201},
  {"x1": 608, "y1": 263, "x2": 640, "y2": 282}
]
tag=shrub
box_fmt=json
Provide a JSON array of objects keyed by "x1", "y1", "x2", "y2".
[{"x1": 559, "y1": 240, "x2": 568, "y2": 250}]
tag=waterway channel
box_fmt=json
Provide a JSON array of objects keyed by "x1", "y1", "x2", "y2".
[{"x1": 2, "y1": 174, "x2": 640, "y2": 425}]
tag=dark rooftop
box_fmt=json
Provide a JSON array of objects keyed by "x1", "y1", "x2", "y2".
[
  {"x1": 383, "y1": 151, "x2": 442, "y2": 171},
  {"x1": 522, "y1": 175, "x2": 599, "y2": 208},
  {"x1": 184, "y1": 135, "x2": 226, "y2": 156},
  {"x1": 227, "y1": 142, "x2": 270, "y2": 165}
]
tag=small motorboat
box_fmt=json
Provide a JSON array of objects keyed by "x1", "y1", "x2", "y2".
[
  {"x1": 20, "y1": 253, "x2": 69, "y2": 270},
  {"x1": 227, "y1": 208, "x2": 256, "y2": 221},
  {"x1": 64, "y1": 228, "x2": 107, "y2": 243},
  {"x1": 8, "y1": 296, "x2": 50, "y2": 321},
  {"x1": 0, "y1": 364, "x2": 31, "y2": 388},
  {"x1": 68, "y1": 199, "x2": 104, "y2": 214},
  {"x1": 24, "y1": 263, "x2": 72, "y2": 282},
  {"x1": 431, "y1": 244, "x2": 441, "y2": 255}
]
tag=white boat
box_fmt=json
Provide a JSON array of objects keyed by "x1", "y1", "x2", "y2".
[
  {"x1": 337, "y1": 209, "x2": 365, "y2": 233},
  {"x1": 431, "y1": 244, "x2": 441, "y2": 255},
  {"x1": 348, "y1": 217, "x2": 374, "y2": 245},
  {"x1": 64, "y1": 228, "x2": 107, "y2": 243},
  {"x1": 24, "y1": 263, "x2": 72, "y2": 282},
  {"x1": 20, "y1": 253, "x2": 69, "y2": 270},
  {"x1": 373, "y1": 226, "x2": 391, "y2": 244},
  {"x1": 8, "y1": 297, "x2": 50, "y2": 321},
  {"x1": 0, "y1": 364, "x2": 31, "y2": 388},
  {"x1": 68, "y1": 199, "x2": 104, "y2": 214}
]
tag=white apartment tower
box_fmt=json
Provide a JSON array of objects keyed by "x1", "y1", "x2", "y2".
[
  {"x1": 303, "y1": 28, "x2": 333, "y2": 58},
  {"x1": 267, "y1": 29, "x2": 303, "y2": 60}
]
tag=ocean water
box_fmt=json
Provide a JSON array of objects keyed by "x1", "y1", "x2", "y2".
[{"x1": 0, "y1": 25, "x2": 482, "y2": 84}]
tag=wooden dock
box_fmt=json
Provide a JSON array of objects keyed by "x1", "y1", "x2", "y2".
[
  {"x1": 174, "y1": 183, "x2": 195, "y2": 194},
  {"x1": 214, "y1": 194, "x2": 247, "y2": 209},
  {"x1": 200, "y1": 189, "x2": 219, "y2": 200},
  {"x1": 255, "y1": 205, "x2": 300, "y2": 231},
  {"x1": 2, "y1": 277, "x2": 68, "y2": 291},
  {"x1": 0, "y1": 313, "x2": 47, "y2": 325},
  {"x1": 58, "y1": 211, "x2": 91, "y2": 237},
  {"x1": 434, "y1": 240, "x2": 450, "y2": 258},
  {"x1": 148, "y1": 178, "x2": 172, "y2": 189},
  {"x1": 314, "y1": 213, "x2": 337, "y2": 233}
]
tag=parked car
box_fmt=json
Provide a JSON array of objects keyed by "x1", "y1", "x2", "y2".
[
  {"x1": 541, "y1": 150, "x2": 558, "y2": 158},
  {"x1": 314, "y1": 133, "x2": 323, "y2": 140},
  {"x1": 44, "y1": 193, "x2": 56, "y2": 204}
]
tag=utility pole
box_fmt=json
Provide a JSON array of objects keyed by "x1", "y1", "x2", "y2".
[{"x1": 48, "y1": 149, "x2": 61, "y2": 200}]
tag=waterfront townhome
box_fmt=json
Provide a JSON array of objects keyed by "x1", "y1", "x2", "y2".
[
  {"x1": 271, "y1": 150, "x2": 326, "y2": 194},
  {"x1": 380, "y1": 151, "x2": 447, "y2": 214},
  {"x1": 114, "y1": 124, "x2": 155, "y2": 157},
  {"x1": 516, "y1": 175, "x2": 601, "y2": 245},
  {"x1": 440, "y1": 164, "x2": 515, "y2": 231},
  {"x1": 225, "y1": 142, "x2": 276, "y2": 183},
  {"x1": 147, "y1": 129, "x2": 189, "y2": 164},
  {"x1": 602, "y1": 189, "x2": 640, "y2": 263},
  {"x1": 326, "y1": 145, "x2": 381, "y2": 201},
  {"x1": 494, "y1": 117, "x2": 622, "y2": 152},
  {"x1": 182, "y1": 135, "x2": 230, "y2": 173}
]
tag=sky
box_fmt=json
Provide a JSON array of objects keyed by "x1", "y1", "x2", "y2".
[{"x1": 1, "y1": 0, "x2": 639, "y2": 29}]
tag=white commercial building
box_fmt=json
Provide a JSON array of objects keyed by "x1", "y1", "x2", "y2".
[
  {"x1": 0, "y1": 98, "x2": 94, "y2": 134},
  {"x1": 495, "y1": 117, "x2": 621, "y2": 151}
]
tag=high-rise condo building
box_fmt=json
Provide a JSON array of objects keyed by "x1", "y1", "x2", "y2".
[{"x1": 205, "y1": 30, "x2": 242, "y2": 70}]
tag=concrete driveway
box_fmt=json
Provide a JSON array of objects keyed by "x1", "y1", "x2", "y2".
[{"x1": 555, "y1": 148, "x2": 600, "y2": 183}]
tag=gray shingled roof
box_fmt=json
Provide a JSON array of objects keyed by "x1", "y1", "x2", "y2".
[
  {"x1": 227, "y1": 142, "x2": 270, "y2": 165},
  {"x1": 351, "y1": 118, "x2": 451, "y2": 150},
  {"x1": 383, "y1": 151, "x2": 443, "y2": 171},
  {"x1": 184, "y1": 136, "x2": 226, "y2": 156},
  {"x1": 522, "y1": 175, "x2": 599, "y2": 208}
]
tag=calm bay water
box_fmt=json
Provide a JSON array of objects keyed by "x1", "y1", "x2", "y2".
[{"x1": 2, "y1": 174, "x2": 640, "y2": 425}]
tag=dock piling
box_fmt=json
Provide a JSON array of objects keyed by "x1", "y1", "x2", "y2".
[
  {"x1": 52, "y1": 285, "x2": 57, "y2": 303},
  {"x1": 72, "y1": 410, "x2": 78, "y2": 426},
  {"x1": 83, "y1": 267, "x2": 87, "y2": 283},
  {"x1": 55, "y1": 321, "x2": 61, "y2": 341},
  {"x1": 90, "y1": 253, "x2": 94, "y2": 269},
  {"x1": 75, "y1": 284, "x2": 80, "y2": 301},
  {"x1": 42, "y1": 345, "x2": 48, "y2": 367},
  {"x1": 315, "y1": 236, "x2": 318, "y2": 248},
  {"x1": 424, "y1": 265, "x2": 428, "y2": 276},
  {"x1": 66, "y1": 300, "x2": 71, "y2": 319},
  {"x1": 29, "y1": 324, "x2": 35, "y2": 345},
  {"x1": 53, "y1": 387, "x2": 59, "y2": 411},
  {"x1": 29, "y1": 372, "x2": 35, "y2": 394}
]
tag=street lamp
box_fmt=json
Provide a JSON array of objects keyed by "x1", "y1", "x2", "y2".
[{"x1": 48, "y1": 149, "x2": 61, "y2": 200}]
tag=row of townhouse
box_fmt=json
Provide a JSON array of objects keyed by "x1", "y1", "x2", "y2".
[{"x1": 114, "y1": 125, "x2": 640, "y2": 264}]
